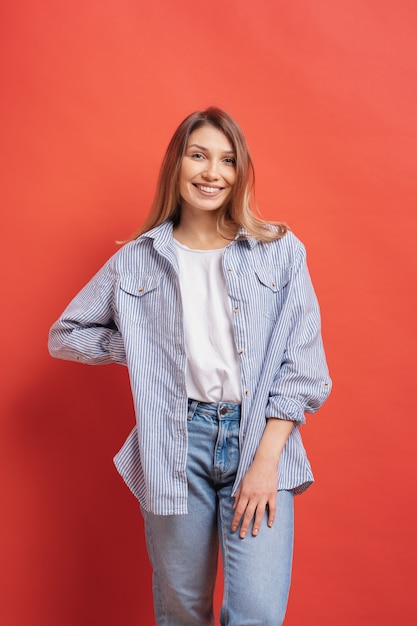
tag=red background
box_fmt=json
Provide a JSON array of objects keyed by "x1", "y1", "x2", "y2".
[{"x1": 1, "y1": 1, "x2": 416, "y2": 624}]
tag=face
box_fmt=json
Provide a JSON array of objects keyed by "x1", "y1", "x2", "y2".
[{"x1": 178, "y1": 124, "x2": 236, "y2": 216}]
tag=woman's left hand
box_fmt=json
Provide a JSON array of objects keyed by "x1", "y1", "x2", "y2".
[
  {"x1": 231, "y1": 417, "x2": 295, "y2": 538},
  {"x1": 231, "y1": 456, "x2": 279, "y2": 538}
]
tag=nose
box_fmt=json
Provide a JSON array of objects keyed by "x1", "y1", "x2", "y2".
[{"x1": 202, "y1": 159, "x2": 220, "y2": 180}]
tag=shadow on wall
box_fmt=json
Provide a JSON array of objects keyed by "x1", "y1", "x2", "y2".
[{"x1": 5, "y1": 358, "x2": 155, "y2": 626}]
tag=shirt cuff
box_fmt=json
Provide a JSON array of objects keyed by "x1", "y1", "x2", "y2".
[{"x1": 265, "y1": 397, "x2": 306, "y2": 425}]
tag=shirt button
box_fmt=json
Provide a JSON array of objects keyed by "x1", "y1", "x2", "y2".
[
  {"x1": 238, "y1": 349, "x2": 243, "y2": 355},
  {"x1": 138, "y1": 287, "x2": 144, "y2": 292},
  {"x1": 233, "y1": 307, "x2": 239, "y2": 313},
  {"x1": 226, "y1": 269, "x2": 233, "y2": 273},
  {"x1": 245, "y1": 390, "x2": 250, "y2": 396}
]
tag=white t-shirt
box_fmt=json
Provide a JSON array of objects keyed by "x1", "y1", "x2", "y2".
[{"x1": 174, "y1": 239, "x2": 242, "y2": 403}]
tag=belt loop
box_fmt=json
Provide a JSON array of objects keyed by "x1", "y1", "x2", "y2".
[{"x1": 187, "y1": 399, "x2": 199, "y2": 420}]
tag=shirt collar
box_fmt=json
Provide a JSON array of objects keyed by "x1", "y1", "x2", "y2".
[
  {"x1": 138, "y1": 220, "x2": 174, "y2": 250},
  {"x1": 139, "y1": 220, "x2": 260, "y2": 250},
  {"x1": 235, "y1": 227, "x2": 259, "y2": 249}
]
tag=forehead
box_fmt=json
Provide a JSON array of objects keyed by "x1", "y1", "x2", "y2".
[{"x1": 186, "y1": 124, "x2": 234, "y2": 152}]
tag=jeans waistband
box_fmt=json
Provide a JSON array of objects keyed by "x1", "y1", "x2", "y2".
[{"x1": 187, "y1": 399, "x2": 241, "y2": 421}]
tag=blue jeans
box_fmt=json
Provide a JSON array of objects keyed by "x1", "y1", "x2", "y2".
[{"x1": 142, "y1": 400, "x2": 294, "y2": 626}]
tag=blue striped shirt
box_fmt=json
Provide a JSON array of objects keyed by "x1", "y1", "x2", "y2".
[{"x1": 48, "y1": 220, "x2": 331, "y2": 515}]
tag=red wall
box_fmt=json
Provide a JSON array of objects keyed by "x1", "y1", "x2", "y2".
[{"x1": 2, "y1": 1, "x2": 416, "y2": 624}]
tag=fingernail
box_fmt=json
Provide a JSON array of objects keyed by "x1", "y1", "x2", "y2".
[
  {"x1": 253, "y1": 528, "x2": 258, "y2": 535},
  {"x1": 240, "y1": 531, "x2": 246, "y2": 538}
]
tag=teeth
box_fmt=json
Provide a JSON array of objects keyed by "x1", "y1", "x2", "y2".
[{"x1": 198, "y1": 185, "x2": 220, "y2": 193}]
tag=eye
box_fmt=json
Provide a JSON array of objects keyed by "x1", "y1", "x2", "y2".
[
  {"x1": 191, "y1": 152, "x2": 205, "y2": 160},
  {"x1": 224, "y1": 157, "x2": 236, "y2": 166}
]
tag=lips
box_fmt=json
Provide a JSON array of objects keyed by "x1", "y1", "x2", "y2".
[{"x1": 193, "y1": 183, "x2": 224, "y2": 194}]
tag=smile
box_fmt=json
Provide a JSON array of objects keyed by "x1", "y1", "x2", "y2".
[{"x1": 194, "y1": 184, "x2": 223, "y2": 194}]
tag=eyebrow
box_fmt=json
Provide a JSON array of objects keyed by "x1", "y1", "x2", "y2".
[{"x1": 187, "y1": 143, "x2": 235, "y2": 155}]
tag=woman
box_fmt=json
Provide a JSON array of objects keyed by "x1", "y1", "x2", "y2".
[{"x1": 48, "y1": 107, "x2": 331, "y2": 626}]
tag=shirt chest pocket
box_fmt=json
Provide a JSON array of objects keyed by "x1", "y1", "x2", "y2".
[
  {"x1": 118, "y1": 274, "x2": 162, "y2": 324},
  {"x1": 254, "y1": 267, "x2": 291, "y2": 320}
]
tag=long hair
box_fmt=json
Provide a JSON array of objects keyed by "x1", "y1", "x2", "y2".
[{"x1": 128, "y1": 107, "x2": 287, "y2": 242}]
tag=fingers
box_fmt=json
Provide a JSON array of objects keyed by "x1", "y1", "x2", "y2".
[
  {"x1": 231, "y1": 489, "x2": 247, "y2": 534},
  {"x1": 250, "y1": 500, "x2": 267, "y2": 537},
  {"x1": 267, "y1": 499, "x2": 276, "y2": 528},
  {"x1": 232, "y1": 498, "x2": 257, "y2": 538},
  {"x1": 232, "y1": 494, "x2": 277, "y2": 538}
]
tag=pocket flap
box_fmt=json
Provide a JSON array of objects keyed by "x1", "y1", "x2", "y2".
[
  {"x1": 255, "y1": 267, "x2": 291, "y2": 292},
  {"x1": 119, "y1": 274, "x2": 161, "y2": 297}
]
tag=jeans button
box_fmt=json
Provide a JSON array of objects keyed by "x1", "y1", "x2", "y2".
[{"x1": 219, "y1": 406, "x2": 227, "y2": 415}]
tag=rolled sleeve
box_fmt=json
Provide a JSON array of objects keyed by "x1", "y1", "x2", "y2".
[
  {"x1": 48, "y1": 260, "x2": 126, "y2": 366},
  {"x1": 266, "y1": 244, "x2": 332, "y2": 424}
]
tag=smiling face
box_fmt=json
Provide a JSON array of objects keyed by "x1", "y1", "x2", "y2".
[{"x1": 178, "y1": 124, "x2": 236, "y2": 217}]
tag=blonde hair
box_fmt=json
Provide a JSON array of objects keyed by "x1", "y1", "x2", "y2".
[{"x1": 128, "y1": 107, "x2": 287, "y2": 242}]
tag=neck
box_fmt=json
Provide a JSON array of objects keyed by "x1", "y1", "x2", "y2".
[{"x1": 173, "y1": 209, "x2": 233, "y2": 250}]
